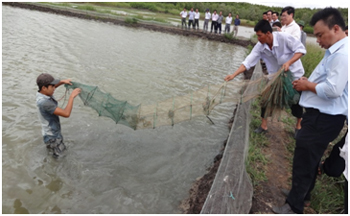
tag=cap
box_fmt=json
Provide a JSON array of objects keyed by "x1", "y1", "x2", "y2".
[
  {"x1": 298, "y1": 20, "x2": 305, "y2": 27},
  {"x1": 206, "y1": 8, "x2": 209, "y2": 11},
  {"x1": 36, "y1": 73, "x2": 60, "y2": 87}
]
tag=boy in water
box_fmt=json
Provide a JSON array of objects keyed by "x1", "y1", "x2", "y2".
[{"x1": 36, "y1": 73, "x2": 81, "y2": 158}]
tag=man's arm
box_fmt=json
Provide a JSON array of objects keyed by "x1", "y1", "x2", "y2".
[
  {"x1": 282, "y1": 52, "x2": 303, "y2": 71},
  {"x1": 53, "y1": 88, "x2": 81, "y2": 118},
  {"x1": 224, "y1": 64, "x2": 247, "y2": 81},
  {"x1": 54, "y1": 79, "x2": 72, "y2": 88}
]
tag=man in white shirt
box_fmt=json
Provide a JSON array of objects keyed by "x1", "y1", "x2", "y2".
[
  {"x1": 188, "y1": 8, "x2": 195, "y2": 30},
  {"x1": 194, "y1": 8, "x2": 200, "y2": 30},
  {"x1": 273, "y1": 7, "x2": 348, "y2": 214},
  {"x1": 272, "y1": 12, "x2": 280, "y2": 25},
  {"x1": 280, "y1": 6, "x2": 301, "y2": 40},
  {"x1": 180, "y1": 8, "x2": 188, "y2": 29},
  {"x1": 267, "y1": 10, "x2": 274, "y2": 26},
  {"x1": 210, "y1": 10, "x2": 219, "y2": 34},
  {"x1": 224, "y1": 19, "x2": 306, "y2": 135},
  {"x1": 203, "y1": 9, "x2": 211, "y2": 32},
  {"x1": 224, "y1": 13, "x2": 233, "y2": 34}
]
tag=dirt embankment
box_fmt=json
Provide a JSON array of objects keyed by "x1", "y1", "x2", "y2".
[{"x1": 3, "y1": 2, "x2": 254, "y2": 48}]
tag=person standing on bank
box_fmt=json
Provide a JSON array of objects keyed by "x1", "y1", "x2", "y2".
[
  {"x1": 224, "y1": 20, "x2": 305, "y2": 135},
  {"x1": 180, "y1": 7, "x2": 188, "y2": 29},
  {"x1": 36, "y1": 73, "x2": 81, "y2": 158},
  {"x1": 280, "y1": 6, "x2": 301, "y2": 40},
  {"x1": 203, "y1": 9, "x2": 211, "y2": 33},
  {"x1": 194, "y1": 8, "x2": 200, "y2": 30},
  {"x1": 188, "y1": 8, "x2": 195, "y2": 30},
  {"x1": 298, "y1": 20, "x2": 307, "y2": 47},
  {"x1": 217, "y1": 11, "x2": 224, "y2": 34},
  {"x1": 210, "y1": 10, "x2": 219, "y2": 34},
  {"x1": 224, "y1": 13, "x2": 233, "y2": 34},
  {"x1": 272, "y1": 7, "x2": 348, "y2": 214},
  {"x1": 234, "y1": 14, "x2": 241, "y2": 37}
]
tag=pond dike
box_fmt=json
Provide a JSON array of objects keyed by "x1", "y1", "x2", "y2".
[
  {"x1": 3, "y1": 2, "x2": 254, "y2": 49},
  {"x1": 3, "y1": 2, "x2": 258, "y2": 214}
]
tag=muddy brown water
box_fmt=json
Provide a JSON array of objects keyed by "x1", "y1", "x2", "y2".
[{"x1": 2, "y1": 5, "x2": 248, "y2": 213}]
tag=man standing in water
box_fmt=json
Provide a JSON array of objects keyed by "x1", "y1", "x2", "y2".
[
  {"x1": 224, "y1": 20, "x2": 305, "y2": 135},
  {"x1": 36, "y1": 73, "x2": 81, "y2": 158}
]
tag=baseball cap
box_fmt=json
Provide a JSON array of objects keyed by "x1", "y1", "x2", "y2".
[
  {"x1": 36, "y1": 73, "x2": 60, "y2": 87},
  {"x1": 206, "y1": 8, "x2": 209, "y2": 11},
  {"x1": 298, "y1": 20, "x2": 305, "y2": 27}
]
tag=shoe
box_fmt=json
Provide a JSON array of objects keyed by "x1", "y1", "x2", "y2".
[
  {"x1": 254, "y1": 126, "x2": 267, "y2": 134},
  {"x1": 294, "y1": 128, "x2": 300, "y2": 139},
  {"x1": 272, "y1": 203, "x2": 295, "y2": 214},
  {"x1": 281, "y1": 188, "x2": 311, "y2": 207}
]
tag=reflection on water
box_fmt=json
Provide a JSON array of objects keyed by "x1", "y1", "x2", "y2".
[{"x1": 2, "y1": 5, "x2": 247, "y2": 213}]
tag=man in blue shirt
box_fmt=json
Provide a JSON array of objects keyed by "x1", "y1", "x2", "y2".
[
  {"x1": 233, "y1": 14, "x2": 241, "y2": 37},
  {"x1": 36, "y1": 73, "x2": 81, "y2": 158},
  {"x1": 272, "y1": 8, "x2": 348, "y2": 214}
]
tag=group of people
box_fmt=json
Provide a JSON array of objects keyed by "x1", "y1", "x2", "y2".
[
  {"x1": 35, "y1": 5, "x2": 347, "y2": 214},
  {"x1": 180, "y1": 7, "x2": 241, "y2": 37},
  {"x1": 225, "y1": 6, "x2": 348, "y2": 214}
]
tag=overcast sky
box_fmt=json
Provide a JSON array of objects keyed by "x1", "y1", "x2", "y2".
[{"x1": 241, "y1": 0, "x2": 349, "y2": 9}]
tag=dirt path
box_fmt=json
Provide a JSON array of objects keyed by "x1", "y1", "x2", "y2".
[{"x1": 250, "y1": 119, "x2": 293, "y2": 213}]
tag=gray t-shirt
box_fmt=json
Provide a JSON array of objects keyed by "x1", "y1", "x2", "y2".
[{"x1": 36, "y1": 92, "x2": 62, "y2": 143}]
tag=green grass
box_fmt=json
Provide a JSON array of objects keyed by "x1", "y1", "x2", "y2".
[
  {"x1": 301, "y1": 43, "x2": 325, "y2": 77},
  {"x1": 246, "y1": 99, "x2": 269, "y2": 185}
]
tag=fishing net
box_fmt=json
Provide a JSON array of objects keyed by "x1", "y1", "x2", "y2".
[
  {"x1": 64, "y1": 67, "x2": 294, "y2": 130},
  {"x1": 260, "y1": 69, "x2": 300, "y2": 118}
]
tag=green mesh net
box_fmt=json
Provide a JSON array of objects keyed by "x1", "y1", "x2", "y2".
[
  {"x1": 260, "y1": 70, "x2": 300, "y2": 118},
  {"x1": 64, "y1": 68, "x2": 297, "y2": 130}
]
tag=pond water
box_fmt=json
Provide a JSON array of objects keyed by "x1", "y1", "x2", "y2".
[{"x1": 2, "y1": 5, "x2": 247, "y2": 214}]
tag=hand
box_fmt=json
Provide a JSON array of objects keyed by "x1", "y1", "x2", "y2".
[
  {"x1": 71, "y1": 88, "x2": 81, "y2": 98},
  {"x1": 224, "y1": 74, "x2": 235, "y2": 82},
  {"x1": 282, "y1": 62, "x2": 291, "y2": 72},
  {"x1": 61, "y1": 79, "x2": 72, "y2": 85},
  {"x1": 292, "y1": 79, "x2": 308, "y2": 91}
]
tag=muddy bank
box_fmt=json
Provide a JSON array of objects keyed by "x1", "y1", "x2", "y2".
[{"x1": 3, "y1": 2, "x2": 254, "y2": 48}]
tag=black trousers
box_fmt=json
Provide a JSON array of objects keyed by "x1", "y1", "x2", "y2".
[
  {"x1": 194, "y1": 19, "x2": 199, "y2": 29},
  {"x1": 188, "y1": 19, "x2": 194, "y2": 29},
  {"x1": 286, "y1": 108, "x2": 346, "y2": 213},
  {"x1": 323, "y1": 130, "x2": 347, "y2": 177},
  {"x1": 210, "y1": 21, "x2": 217, "y2": 33},
  {"x1": 217, "y1": 23, "x2": 222, "y2": 34}
]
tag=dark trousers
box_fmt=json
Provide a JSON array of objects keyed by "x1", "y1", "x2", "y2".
[
  {"x1": 217, "y1": 23, "x2": 222, "y2": 34},
  {"x1": 286, "y1": 108, "x2": 346, "y2": 213},
  {"x1": 181, "y1": 18, "x2": 187, "y2": 29},
  {"x1": 323, "y1": 130, "x2": 347, "y2": 177},
  {"x1": 194, "y1": 19, "x2": 199, "y2": 29},
  {"x1": 210, "y1": 21, "x2": 218, "y2": 33},
  {"x1": 188, "y1": 19, "x2": 194, "y2": 29}
]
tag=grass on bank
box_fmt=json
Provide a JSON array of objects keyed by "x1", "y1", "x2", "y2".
[{"x1": 247, "y1": 100, "x2": 346, "y2": 213}]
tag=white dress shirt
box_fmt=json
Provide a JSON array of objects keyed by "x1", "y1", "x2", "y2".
[
  {"x1": 242, "y1": 32, "x2": 306, "y2": 80},
  {"x1": 299, "y1": 37, "x2": 348, "y2": 117},
  {"x1": 211, "y1": 13, "x2": 219, "y2": 21},
  {"x1": 281, "y1": 20, "x2": 301, "y2": 40},
  {"x1": 194, "y1": 12, "x2": 200, "y2": 19},
  {"x1": 205, "y1": 12, "x2": 211, "y2": 20},
  {"x1": 180, "y1": 11, "x2": 187, "y2": 18},
  {"x1": 226, "y1": 16, "x2": 232, "y2": 24}
]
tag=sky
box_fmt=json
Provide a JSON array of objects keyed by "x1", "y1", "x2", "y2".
[{"x1": 242, "y1": 0, "x2": 349, "y2": 9}]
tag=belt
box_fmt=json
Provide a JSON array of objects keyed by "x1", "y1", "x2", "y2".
[{"x1": 305, "y1": 108, "x2": 320, "y2": 113}]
